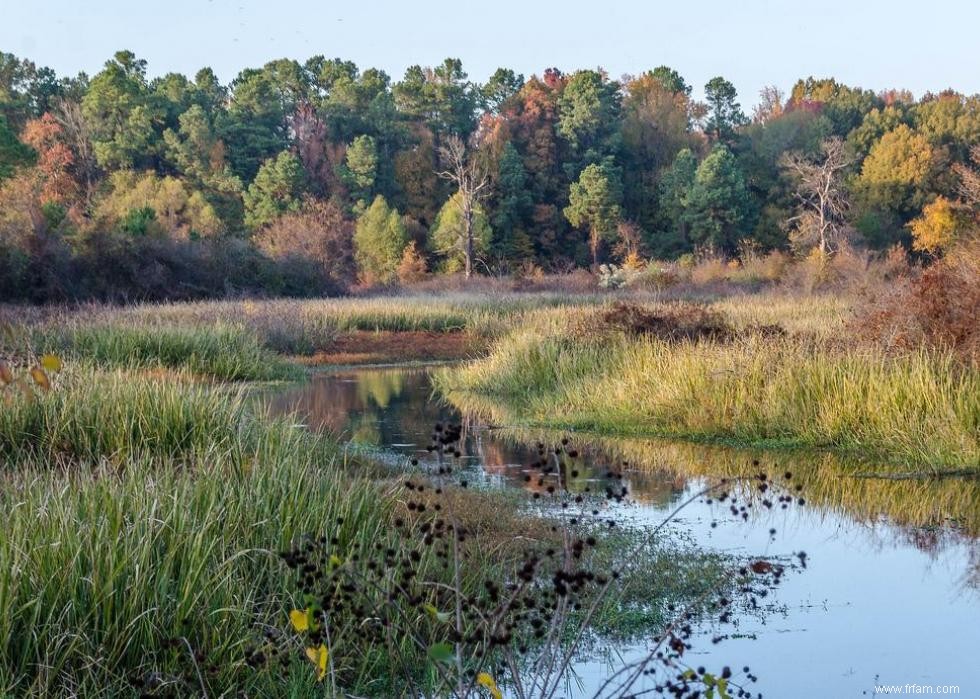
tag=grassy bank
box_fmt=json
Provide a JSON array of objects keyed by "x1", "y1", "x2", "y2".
[
  {"x1": 0, "y1": 368, "x2": 396, "y2": 696},
  {"x1": 45, "y1": 323, "x2": 302, "y2": 381},
  {"x1": 0, "y1": 357, "x2": 735, "y2": 695},
  {"x1": 436, "y1": 320, "x2": 980, "y2": 468}
]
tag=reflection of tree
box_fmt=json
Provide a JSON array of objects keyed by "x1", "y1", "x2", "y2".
[
  {"x1": 349, "y1": 413, "x2": 382, "y2": 446},
  {"x1": 268, "y1": 367, "x2": 449, "y2": 447},
  {"x1": 356, "y1": 369, "x2": 405, "y2": 409},
  {"x1": 477, "y1": 424, "x2": 980, "y2": 539}
]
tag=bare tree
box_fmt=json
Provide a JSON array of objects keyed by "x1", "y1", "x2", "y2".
[
  {"x1": 752, "y1": 85, "x2": 784, "y2": 124},
  {"x1": 53, "y1": 98, "x2": 99, "y2": 207},
  {"x1": 954, "y1": 144, "x2": 980, "y2": 209},
  {"x1": 436, "y1": 135, "x2": 490, "y2": 278},
  {"x1": 780, "y1": 137, "x2": 854, "y2": 256}
]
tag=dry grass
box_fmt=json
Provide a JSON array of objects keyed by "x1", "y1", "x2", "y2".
[{"x1": 436, "y1": 311, "x2": 979, "y2": 467}]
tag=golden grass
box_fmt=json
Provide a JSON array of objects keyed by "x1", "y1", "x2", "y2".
[{"x1": 436, "y1": 318, "x2": 979, "y2": 467}]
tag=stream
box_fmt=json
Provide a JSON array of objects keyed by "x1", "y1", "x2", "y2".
[{"x1": 266, "y1": 364, "x2": 980, "y2": 698}]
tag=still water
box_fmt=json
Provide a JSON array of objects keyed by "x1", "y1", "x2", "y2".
[{"x1": 267, "y1": 365, "x2": 980, "y2": 698}]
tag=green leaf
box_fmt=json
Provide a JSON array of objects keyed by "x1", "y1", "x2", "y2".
[{"x1": 427, "y1": 642, "x2": 454, "y2": 664}]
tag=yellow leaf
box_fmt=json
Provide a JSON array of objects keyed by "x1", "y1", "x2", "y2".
[
  {"x1": 477, "y1": 672, "x2": 502, "y2": 699},
  {"x1": 476, "y1": 672, "x2": 504, "y2": 699},
  {"x1": 40, "y1": 354, "x2": 63, "y2": 372},
  {"x1": 289, "y1": 608, "x2": 309, "y2": 632},
  {"x1": 305, "y1": 644, "x2": 328, "y2": 682},
  {"x1": 29, "y1": 367, "x2": 50, "y2": 391},
  {"x1": 0, "y1": 362, "x2": 12, "y2": 385}
]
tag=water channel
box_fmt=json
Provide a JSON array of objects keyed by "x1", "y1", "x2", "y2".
[{"x1": 266, "y1": 364, "x2": 980, "y2": 697}]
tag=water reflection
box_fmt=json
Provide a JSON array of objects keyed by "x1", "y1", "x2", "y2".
[{"x1": 267, "y1": 365, "x2": 980, "y2": 698}]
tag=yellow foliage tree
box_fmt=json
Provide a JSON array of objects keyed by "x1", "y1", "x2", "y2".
[
  {"x1": 909, "y1": 196, "x2": 964, "y2": 252},
  {"x1": 94, "y1": 170, "x2": 223, "y2": 238},
  {"x1": 857, "y1": 124, "x2": 933, "y2": 211},
  {"x1": 396, "y1": 241, "x2": 429, "y2": 284}
]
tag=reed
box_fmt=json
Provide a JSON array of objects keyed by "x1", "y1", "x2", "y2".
[{"x1": 30, "y1": 323, "x2": 302, "y2": 381}]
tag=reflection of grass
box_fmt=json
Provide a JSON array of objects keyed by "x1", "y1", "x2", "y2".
[
  {"x1": 477, "y1": 426, "x2": 980, "y2": 538},
  {"x1": 580, "y1": 527, "x2": 731, "y2": 643},
  {"x1": 437, "y1": 324, "x2": 980, "y2": 468}
]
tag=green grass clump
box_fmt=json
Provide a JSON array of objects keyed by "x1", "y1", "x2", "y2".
[
  {"x1": 39, "y1": 323, "x2": 302, "y2": 381},
  {"x1": 0, "y1": 369, "x2": 260, "y2": 464},
  {"x1": 0, "y1": 369, "x2": 392, "y2": 696},
  {"x1": 436, "y1": 326, "x2": 980, "y2": 468}
]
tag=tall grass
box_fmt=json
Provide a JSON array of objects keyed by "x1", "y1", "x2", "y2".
[
  {"x1": 437, "y1": 326, "x2": 980, "y2": 468},
  {"x1": 0, "y1": 368, "x2": 260, "y2": 463},
  {"x1": 32, "y1": 324, "x2": 302, "y2": 382},
  {"x1": 0, "y1": 368, "x2": 395, "y2": 696}
]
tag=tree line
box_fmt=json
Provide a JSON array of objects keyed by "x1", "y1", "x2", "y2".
[{"x1": 1, "y1": 50, "x2": 978, "y2": 300}]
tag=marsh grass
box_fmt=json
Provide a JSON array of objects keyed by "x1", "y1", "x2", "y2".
[
  {"x1": 0, "y1": 367, "x2": 739, "y2": 697},
  {"x1": 0, "y1": 367, "x2": 399, "y2": 696},
  {"x1": 27, "y1": 324, "x2": 303, "y2": 382},
  {"x1": 0, "y1": 368, "x2": 256, "y2": 464},
  {"x1": 437, "y1": 325, "x2": 980, "y2": 467}
]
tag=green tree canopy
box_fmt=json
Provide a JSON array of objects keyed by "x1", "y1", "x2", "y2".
[
  {"x1": 685, "y1": 145, "x2": 751, "y2": 254},
  {"x1": 429, "y1": 191, "x2": 493, "y2": 273},
  {"x1": 353, "y1": 195, "x2": 409, "y2": 283},
  {"x1": 564, "y1": 161, "x2": 623, "y2": 265},
  {"x1": 704, "y1": 76, "x2": 745, "y2": 142},
  {"x1": 557, "y1": 70, "x2": 621, "y2": 171},
  {"x1": 342, "y1": 134, "x2": 378, "y2": 208},
  {"x1": 242, "y1": 151, "x2": 306, "y2": 230},
  {"x1": 0, "y1": 113, "x2": 33, "y2": 180},
  {"x1": 654, "y1": 147, "x2": 699, "y2": 256},
  {"x1": 82, "y1": 50, "x2": 163, "y2": 170}
]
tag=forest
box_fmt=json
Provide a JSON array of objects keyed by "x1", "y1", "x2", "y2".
[{"x1": 2, "y1": 49, "x2": 978, "y2": 301}]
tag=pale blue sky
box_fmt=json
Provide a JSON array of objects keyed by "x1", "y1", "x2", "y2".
[{"x1": 2, "y1": 0, "x2": 978, "y2": 105}]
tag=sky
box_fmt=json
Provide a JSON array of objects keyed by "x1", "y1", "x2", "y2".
[{"x1": 2, "y1": 0, "x2": 979, "y2": 106}]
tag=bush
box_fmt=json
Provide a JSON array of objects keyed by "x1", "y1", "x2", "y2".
[
  {"x1": 852, "y1": 239, "x2": 980, "y2": 360},
  {"x1": 253, "y1": 198, "x2": 356, "y2": 292},
  {"x1": 595, "y1": 301, "x2": 733, "y2": 342}
]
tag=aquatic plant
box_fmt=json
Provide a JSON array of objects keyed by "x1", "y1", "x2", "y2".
[{"x1": 215, "y1": 427, "x2": 808, "y2": 698}]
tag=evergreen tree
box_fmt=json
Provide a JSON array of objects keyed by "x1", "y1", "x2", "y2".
[
  {"x1": 243, "y1": 151, "x2": 306, "y2": 230},
  {"x1": 654, "y1": 148, "x2": 698, "y2": 256},
  {"x1": 490, "y1": 142, "x2": 534, "y2": 264},
  {"x1": 685, "y1": 145, "x2": 751, "y2": 254},
  {"x1": 564, "y1": 161, "x2": 623, "y2": 266}
]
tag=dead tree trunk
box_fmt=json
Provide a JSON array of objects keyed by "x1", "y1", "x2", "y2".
[{"x1": 437, "y1": 135, "x2": 490, "y2": 279}]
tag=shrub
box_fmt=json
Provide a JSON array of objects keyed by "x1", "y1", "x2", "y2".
[
  {"x1": 852, "y1": 239, "x2": 980, "y2": 360},
  {"x1": 595, "y1": 301, "x2": 733, "y2": 342},
  {"x1": 396, "y1": 241, "x2": 429, "y2": 284},
  {"x1": 253, "y1": 197, "x2": 356, "y2": 293}
]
